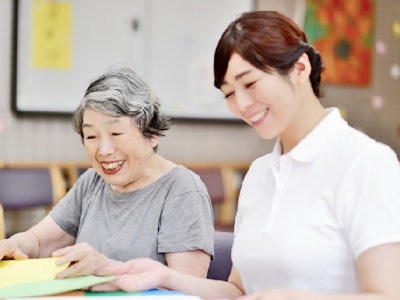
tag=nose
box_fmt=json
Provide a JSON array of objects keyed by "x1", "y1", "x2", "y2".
[
  {"x1": 98, "y1": 137, "x2": 115, "y2": 156},
  {"x1": 235, "y1": 89, "x2": 253, "y2": 112}
]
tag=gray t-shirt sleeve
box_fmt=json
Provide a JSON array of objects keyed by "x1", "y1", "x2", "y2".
[
  {"x1": 155, "y1": 166, "x2": 214, "y2": 256},
  {"x1": 49, "y1": 169, "x2": 96, "y2": 237},
  {"x1": 158, "y1": 187, "x2": 214, "y2": 255}
]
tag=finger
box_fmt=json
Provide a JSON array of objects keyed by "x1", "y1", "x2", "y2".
[
  {"x1": 53, "y1": 247, "x2": 87, "y2": 266},
  {"x1": 10, "y1": 248, "x2": 29, "y2": 260},
  {"x1": 53, "y1": 242, "x2": 91, "y2": 258},
  {"x1": 3, "y1": 249, "x2": 29, "y2": 260},
  {"x1": 111, "y1": 258, "x2": 160, "y2": 274},
  {"x1": 114, "y1": 271, "x2": 161, "y2": 292},
  {"x1": 56, "y1": 258, "x2": 93, "y2": 278},
  {"x1": 90, "y1": 274, "x2": 150, "y2": 292},
  {"x1": 54, "y1": 254, "x2": 77, "y2": 266},
  {"x1": 56, "y1": 266, "x2": 82, "y2": 279},
  {"x1": 56, "y1": 266, "x2": 76, "y2": 279},
  {"x1": 0, "y1": 241, "x2": 28, "y2": 260},
  {"x1": 0, "y1": 244, "x2": 8, "y2": 260},
  {"x1": 103, "y1": 261, "x2": 134, "y2": 275},
  {"x1": 52, "y1": 245, "x2": 77, "y2": 259},
  {"x1": 90, "y1": 281, "x2": 121, "y2": 292}
]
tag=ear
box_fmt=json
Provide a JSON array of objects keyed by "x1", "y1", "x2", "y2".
[
  {"x1": 291, "y1": 53, "x2": 311, "y2": 84},
  {"x1": 150, "y1": 135, "x2": 159, "y2": 148}
]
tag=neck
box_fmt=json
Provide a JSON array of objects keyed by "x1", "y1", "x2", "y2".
[{"x1": 280, "y1": 97, "x2": 327, "y2": 154}]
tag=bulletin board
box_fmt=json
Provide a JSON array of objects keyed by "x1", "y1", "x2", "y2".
[{"x1": 11, "y1": 0, "x2": 253, "y2": 120}]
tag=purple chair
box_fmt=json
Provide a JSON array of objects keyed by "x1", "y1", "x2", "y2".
[
  {"x1": 0, "y1": 168, "x2": 55, "y2": 210},
  {"x1": 207, "y1": 231, "x2": 234, "y2": 281},
  {"x1": 190, "y1": 167, "x2": 235, "y2": 231},
  {"x1": 0, "y1": 166, "x2": 67, "y2": 236}
]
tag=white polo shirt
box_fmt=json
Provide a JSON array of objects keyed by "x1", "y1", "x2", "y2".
[{"x1": 233, "y1": 107, "x2": 400, "y2": 294}]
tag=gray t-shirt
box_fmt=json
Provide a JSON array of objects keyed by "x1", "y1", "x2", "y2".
[{"x1": 50, "y1": 165, "x2": 214, "y2": 264}]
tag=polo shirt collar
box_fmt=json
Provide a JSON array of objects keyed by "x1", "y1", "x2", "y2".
[{"x1": 271, "y1": 107, "x2": 348, "y2": 163}]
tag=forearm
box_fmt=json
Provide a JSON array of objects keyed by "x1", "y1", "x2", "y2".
[
  {"x1": 164, "y1": 269, "x2": 243, "y2": 300},
  {"x1": 165, "y1": 250, "x2": 210, "y2": 278}
]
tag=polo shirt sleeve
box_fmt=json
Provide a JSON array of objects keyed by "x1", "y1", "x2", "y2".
[{"x1": 337, "y1": 143, "x2": 400, "y2": 258}]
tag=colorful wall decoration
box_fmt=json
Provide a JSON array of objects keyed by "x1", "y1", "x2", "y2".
[{"x1": 304, "y1": 0, "x2": 375, "y2": 86}]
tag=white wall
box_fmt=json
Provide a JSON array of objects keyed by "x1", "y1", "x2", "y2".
[
  {"x1": 1, "y1": 0, "x2": 399, "y2": 164},
  {"x1": 0, "y1": 0, "x2": 273, "y2": 164}
]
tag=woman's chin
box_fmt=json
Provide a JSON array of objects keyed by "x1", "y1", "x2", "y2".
[{"x1": 256, "y1": 128, "x2": 278, "y2": 140}]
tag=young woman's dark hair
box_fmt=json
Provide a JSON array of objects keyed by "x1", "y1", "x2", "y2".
[{"x1": 214, "y1": 10, "x2": 325, "y2": 98}]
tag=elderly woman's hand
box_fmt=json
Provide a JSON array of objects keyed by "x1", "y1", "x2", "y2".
[
  {"x1": 0, "y1": 238, "x2": 29, "y2": 260},
  {"x1": 53, "y1": 242, "x2": 121, "y2": 278}
]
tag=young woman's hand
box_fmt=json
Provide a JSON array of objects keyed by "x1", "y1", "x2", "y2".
[{"x1": 90, "y1": 258, "x2": 171, "y2": 292}]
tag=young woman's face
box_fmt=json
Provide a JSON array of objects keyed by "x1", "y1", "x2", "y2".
[
  {"x1": 82, "y1": 108, "x2": 157, "y2": 193},
  {"x1": 220, "y1": 53, "x2": 301, "y2": 140}
]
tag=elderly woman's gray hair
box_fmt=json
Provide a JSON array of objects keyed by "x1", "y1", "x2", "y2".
[{"x1": 73, "y1": 67, "x2": 171, "y2": 151}]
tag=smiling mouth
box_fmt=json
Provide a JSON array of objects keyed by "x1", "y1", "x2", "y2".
[
  {"x1": 248, "y1": 109, "x2": 268, "y2": 124},
  {"x1": 101, "y1": 160, "x2": 124, "y2": 170}
]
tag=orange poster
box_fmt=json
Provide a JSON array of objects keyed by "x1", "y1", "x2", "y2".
[{"x1": 304, "y1": 0, "x2": 375, "y2": 86}]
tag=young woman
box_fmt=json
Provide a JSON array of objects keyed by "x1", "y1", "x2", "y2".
[{"x1": 91, "y1": 11, "x2": 400, "y2": 300}]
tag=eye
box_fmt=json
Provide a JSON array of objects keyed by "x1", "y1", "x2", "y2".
[
  {"x1": 84, "y1": 135, "x2": 96, "y2": 140},
  {"x1": 111, "y1": 132, "x2": 123, "y2": 136},
  {"x1": 223, "y1": 91, "x2": 235, "y2": 100},
  {"x1": 245, "y1": 81, "x2": 256, "y2": 89}
]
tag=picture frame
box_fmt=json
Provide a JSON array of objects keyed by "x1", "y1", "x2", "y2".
[{"x1": 11, "y1": 0, "x2": 253, "y2": 120}]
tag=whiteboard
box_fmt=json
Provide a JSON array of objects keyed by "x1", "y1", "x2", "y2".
[{"x1": 12, "y1": 0, "x2": 253, "y2": 120}]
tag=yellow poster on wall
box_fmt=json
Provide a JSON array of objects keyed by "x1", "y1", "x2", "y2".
[{"x1": 32, "y1": 0, "x2": 72, "y2": 69}]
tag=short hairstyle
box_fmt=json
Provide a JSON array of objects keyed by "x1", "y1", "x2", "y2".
[
  {"x1": 72, "y1": 66, "x2": 171, "y2": 152},
  {"x1": 214, "y1": 11, "x2": 324, "y2": 98}
]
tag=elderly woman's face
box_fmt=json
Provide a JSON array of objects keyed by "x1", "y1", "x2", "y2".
[{"x1": 81, "y1": 108, "x2": 158, "y2": 193}]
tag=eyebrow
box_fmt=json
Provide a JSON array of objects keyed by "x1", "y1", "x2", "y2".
[{"x1": 82, "y1": 118, "x2": 122, "y2": 129}]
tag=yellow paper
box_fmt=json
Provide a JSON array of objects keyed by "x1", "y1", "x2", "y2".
[
  {"x1": 0, "y1": 257, "x2": 68, "y2": 288},
  {"x1": 32, "y1": 0, "x2": 72, "y2": 69}
]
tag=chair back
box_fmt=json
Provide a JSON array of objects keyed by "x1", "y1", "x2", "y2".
[
  {"x1": 207, "y1": 231, "x2": 234, "y2": 281},
  {"x1": 0, "y1": 168, "x2": 56, "y2": 210},
  {"x1": 189, "y1": 166, "x2": 236, "y2": 230},
  {"x1": 63, "y1": 163, "x2": 91, "y2": 190},
  {"x1": 191, "y1": 168, "x2": 226, "y2": 204}
]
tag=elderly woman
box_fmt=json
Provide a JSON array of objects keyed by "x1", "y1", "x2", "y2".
[{"x1": 0, "y1": 67, "x2": 214, "y2": 279}]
